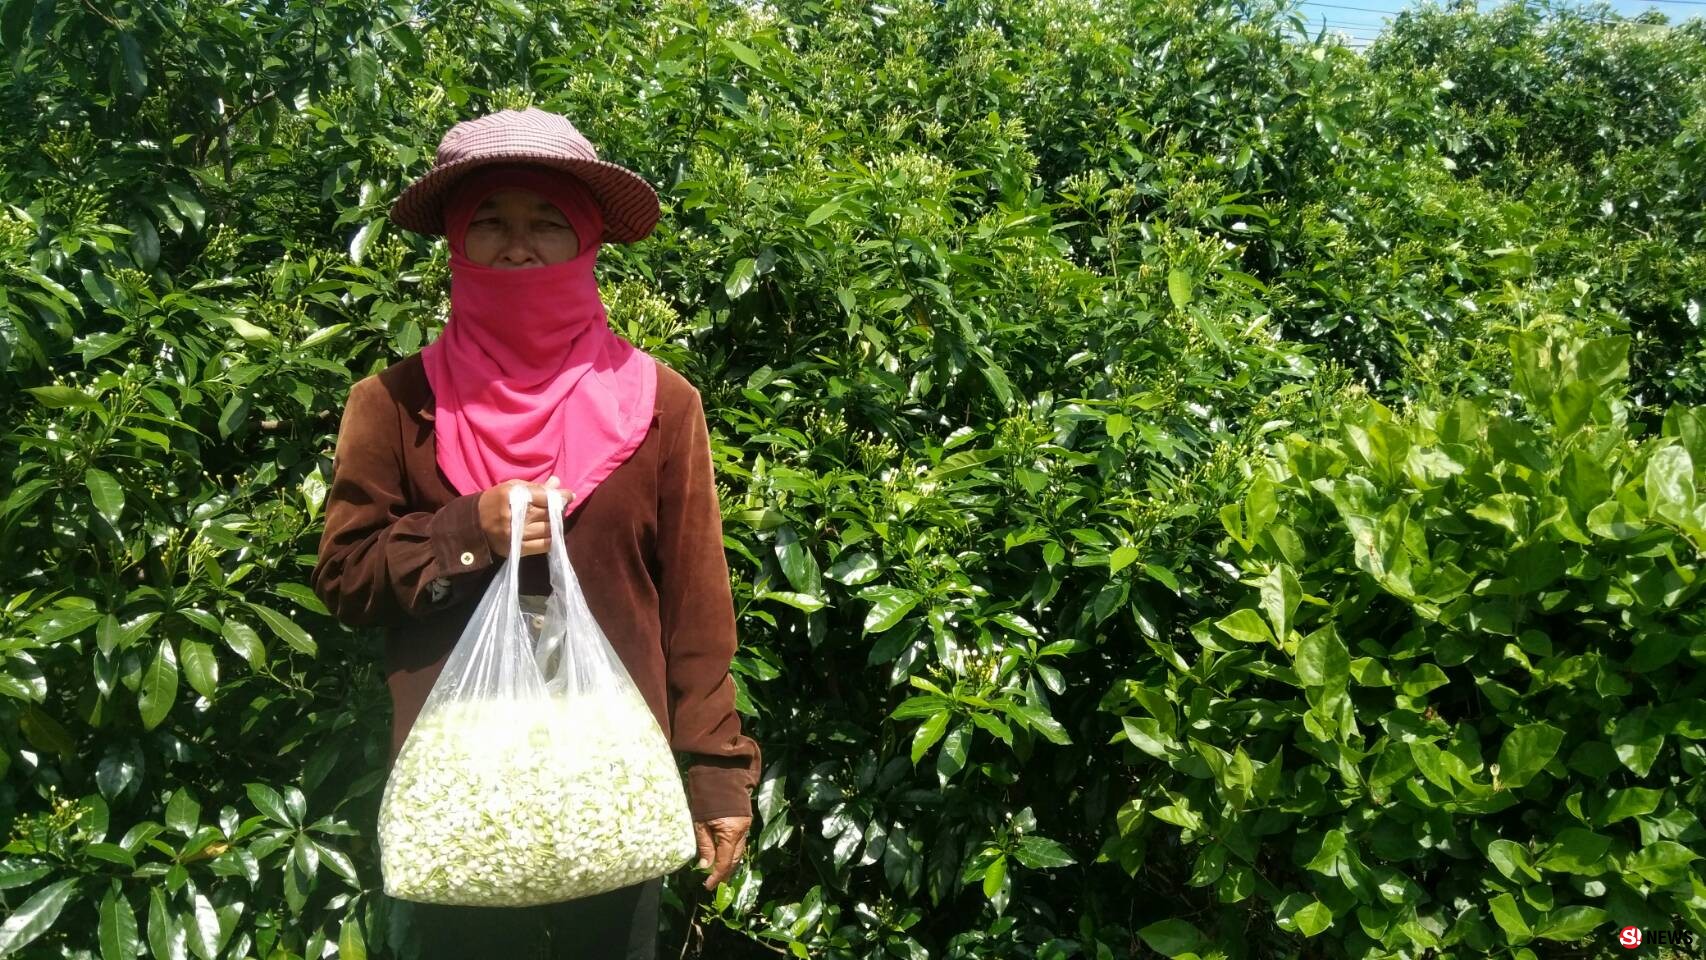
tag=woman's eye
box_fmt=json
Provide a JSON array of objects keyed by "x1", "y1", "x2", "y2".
[{"x1": 535, "y1": 220, "x2": 566, "y2": 230}]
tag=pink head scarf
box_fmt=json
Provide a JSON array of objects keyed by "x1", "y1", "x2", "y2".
[{"x1": 420, "y1": 164, "x2": 657, "y2": 515}]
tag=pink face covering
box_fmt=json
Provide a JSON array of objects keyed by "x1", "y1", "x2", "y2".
[{"x1": 420, "y1": 164, "x2": 657, "y2": 515}]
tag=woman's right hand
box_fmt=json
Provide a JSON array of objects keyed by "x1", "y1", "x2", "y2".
[{"x1": 477, "y1": 477, "x2": 561, "y2": 557}]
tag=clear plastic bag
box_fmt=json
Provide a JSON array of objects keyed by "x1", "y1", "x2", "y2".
[{"x1": 378, "y1": 485, "x2": 697, "y2": 906}]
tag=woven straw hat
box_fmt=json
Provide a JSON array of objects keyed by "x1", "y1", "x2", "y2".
[{"x1": 390, "y1": 107, "x2": 661, "y2": 244}]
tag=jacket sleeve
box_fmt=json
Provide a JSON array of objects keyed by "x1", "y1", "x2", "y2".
[
  {"x1": 311, "y1": 376, "x2": 497, "y2": 628},
  {"x1": 656, "y1": 385, "x2": 762, "y2": 821}
]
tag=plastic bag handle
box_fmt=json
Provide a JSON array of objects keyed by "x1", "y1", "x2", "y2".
[
  {"x1": 535, "y1": 487, "x2": 571, "y2": 685},
  {"x1": 507, "y1": 482, "x2": 530, "y2": 562},
  {"x1": 544, "y1": 487, "x2": 572, "y2": 598}
]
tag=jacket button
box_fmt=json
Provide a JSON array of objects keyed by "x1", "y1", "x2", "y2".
[{"x1": 460, "y1": 551, "x2": 475, "y2": 566}]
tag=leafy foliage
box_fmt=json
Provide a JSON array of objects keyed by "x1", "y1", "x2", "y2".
[
  {"x1": 1, "y1": 0, "x2": 1702, "y2": 956},
  {"x1": 1132, "y1": 329, "x2": 1706, "y2": 956}
]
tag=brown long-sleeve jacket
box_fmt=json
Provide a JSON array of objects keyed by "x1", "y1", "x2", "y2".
[{"x1": 310, "y1": 351, "x2": 760, "y2": 821}]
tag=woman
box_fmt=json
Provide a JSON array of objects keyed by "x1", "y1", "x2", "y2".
[{"x1": 311, "y1": 107, "x2": 760, "y2": 959}]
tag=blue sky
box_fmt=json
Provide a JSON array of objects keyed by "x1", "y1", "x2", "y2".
[{"x1": 1298, "y1": 0, "x2": 1704, "y2": 49}]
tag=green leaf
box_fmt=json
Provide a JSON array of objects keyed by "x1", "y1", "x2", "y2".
[
  {"x1": 272, "y1": 582, "x2": 329, "y2": 616},
  {"x1": 245, "y1": 603, "x2": 316, "y2": 656},
  {"x1": 724, "y1": 257, "x2": 758, "y2": 299},
  {"x1": 720, "y1": 37, "x2": 764, "y2": 70},
  {"x1": 1510, "y1": 333, "x2": 1556, "y2": 409},
  {"x1": 1166, "y1": 268, "x2": 1194, "y2": 311},
  {"x1": 165, "y1": 788, "x2": 199, "y2": 837},
  {"x1": 1488, "y1": 839, "x2": 1543, "y2": 883},
  {"x1": 82, "y1": 269, "x2": 122, "y2": 310},
  {"x1": 184, "y1": 893, "x2": 218, "y2": 960},
  {"x1": 128, "y1": 212, "x2": 160, "y2": 270},
  {"x1": 1535, "y1": 906, "x2": 1608, "y2": 942},
  {"x1": 981, "y1": 853, "x2": 1007, "y2": 899},
  {"x1": 219, "y1": 619, "x2": 267, "y2": 670},
  {"x1": 18, "y1": 705, "x2": 73, "y2": 757},
  {"x1": 26, "y1": 385, "x2": 106, "y2": 415},
  {"x1": 297, "y1": 322, "x2": 350, "y2": 350},
  {"x1": 774, "y1": 525, "x2": 822, "y2": 594},
  {"x1": 1214, "y1": 608, "x2": 1273, "y2": 644},
  {"x1": 910, "y1": 710, "x2": 949, "y2": 765},
  {"x1": 760, "y1": 590, "x2": 826, "y2": 612},
  {"x1": 935, "y1": 722, "x2": 971, "y2": 782},
  {"x1": 1005, "y1": 700, "x2": 1071, "y2": 745},
  {"x1": 217, "y1": 394, "x2": 249, "y2": 439},
  {"x1": 120, "y1": 31, "x2": 150, "y2": 90},
  {"x1": 1013, "y1": 836, "x2": 1075, "y2": 869},
  {"x1": 146, "y1": 888, "x2": 184, "y2": 960},
  {"x1": 991, "y1": 612, "x2": 1039, "y2": 638},
  {"x1": 1296, "y1": 624, "x2": 1349, "y2": 689},
  {"x1": 1576, "y1": 336, "x2": 1630, "y2": 387},
  {"x1": 1488, "y1": 892, "x2": 1531, "y2": 941},
  {"x1": 1105, "y1": 413, "x2": 1132, "y2": 440},
  {"x1": 930, "y1": 447, "x2": 1001, "y2": 480},
  {"x1": 99, "y1": 884, "x2": 140, "y2": 960},
  {"x1": 826, "y1": 551, "x2": 879, "y2": 585},
  {"x1": 0, "y1": 878, "x2": 79, "y2": 955},
  {"x1": 1258, "y1": 563, "x2": 1301, "y2": 641},
  {"x1": 1587, "y1": 499, "x2": 1644, "y2": 540},
  {"x1": 0, "y1": 862, "x2": 52, "y2": 891},
  {"x1": 1497, "y1": 722, "x2": 1563, "y2": 789},
  {"x1": 1121, "y1": 716, "x2": 1172, "y2": 758},
  {"x1": 349, "y1": 219, "x2": 383, "y2": 266},
  {"x1": 1537, "y1": 828, "x2": 1612, "y2": 876},
  {"x1": 223, "y1": 311, "x2": 274, "y2": 342},
  {"x1": 85, "y1": 845, "x2": 134, "y2": 869},
  {"x1": 1410, "y1": 741, "x2": 1456, "y2": 793},
  {"x1": 138, "y1": 638, "x2": 179, "y2": 731},
  {"x1": 246, "y1": 783, "x2": 294, "y2": 826},
  {"x1": 1142, "y1": 564, "x2": 1182, "y2": 594},
  {"x1": 1646, "y1": 445, "x2": 1697, "y2": 528},
  {"x1": 804, "y1": 199, "x2": 843, "y2": 227},
  {"x1": 1138, "y1": 918, "x2": 1205, "y2": 958},
  {"x1": 1612, "y1": 708, "x2": 1663, "y2": 776},
  {"x1": 1292, "y1": 900, "x2": 1333, "y2": 937},
  {"x1": 969, "y1": 710, "x2": 1014, "y2": 746},
  {"x1": 337, "y1": 916, "x2": 368, "y2": 960},
  {"x1": 1596, "y1": 787, "x2": 1662, "y2": 825},
  {"x1": 1625, "y1": 840, "x2": 1698, "y2": 886},
  {"x1": 178, "y1": 639, "x2": 218, "y2": 700},
  {"x1": 1, "y1": 0, "x2": 32, "y2": 49},
  {"x1": 164, "y1": 184, "x2": 206, "y2": 232},
  {"x1": 862, "y1": 589, "x2": 920, "y2": 634},
  {"x1": 1109, "y1": 545, "x2": 1140, "y2": 574}
]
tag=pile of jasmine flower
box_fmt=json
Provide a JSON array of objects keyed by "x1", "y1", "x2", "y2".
[{"x1": 378, "y1": 687, "x2": 697, "y2": 906}]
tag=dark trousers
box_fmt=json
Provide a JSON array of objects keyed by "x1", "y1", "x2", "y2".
[{"x1": 395, "y1": 876, "x2": 662, "y2": 960}]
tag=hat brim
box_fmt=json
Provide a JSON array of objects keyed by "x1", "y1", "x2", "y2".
[{"x1": 389, "y1": 152, "x2": 662, "y2": 244}]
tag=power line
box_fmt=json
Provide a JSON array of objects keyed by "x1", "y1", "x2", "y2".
[
  {"x1": 1311, "y1": 15, "x2": 1393, "y2": 26},
  {"x1": 1300, "y1": 10, "x2": 1389, "y2": 21},
  {"x1": 1293, "y1": 1, "x2": 1396, "y2": 14}
]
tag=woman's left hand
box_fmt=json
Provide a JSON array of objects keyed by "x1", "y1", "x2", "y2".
[{"x1": 693, "y1": 816, "x2": 752, "y2": 891}]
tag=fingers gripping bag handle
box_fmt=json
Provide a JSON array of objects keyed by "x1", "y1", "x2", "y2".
[{"x1": 376, "y1": 483, "x2": 554, "y2": 906}]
